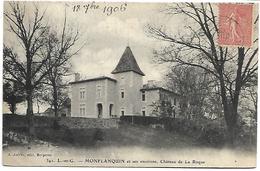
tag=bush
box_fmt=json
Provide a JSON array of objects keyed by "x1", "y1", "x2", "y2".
[
  {"x1": 120, "y1": 115, "x2": 227, "y2": 147},
  {"x1": 61, "y1": 127, "x2": 74, "y2": 143},
  {"x1": 198, "y1": 126, "x2": 225, "y2": 147},
  {"x1": 120, "y1": 116, "x2": 161, "y2": 125},
  {"x1": 93, "y1": 128, "x2": 104, "y2": 141},
  {"x1": 52, "y1": 119, "x2": 61, "y2": 130}
]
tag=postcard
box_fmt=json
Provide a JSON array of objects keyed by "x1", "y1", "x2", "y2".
[{"x1": 2, "y1": 0, "x2": 258, "y2": 167}]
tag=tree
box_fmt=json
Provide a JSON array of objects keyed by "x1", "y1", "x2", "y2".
[
  {"x1": 4, "y1": 3, "x2": 49, "y2": 117},
  {"x1": 3, "y1": 82, "x2": 25, "y2": 114},
  {"x1": 40, "y1": 15, "x2": 80, "y2": 118},
  {"x1": 165, "y1": 65, "x2": 222, "y2": 120},
  {"x1": 150, "y1": 100, "x2": 176, "y2": 118},
  {"x1": 3, "y1": 2, "x2": 81, "y2": 134},
  {"x1": 240, "y1": 74, "x2": 257, "y2": 121},
  {"x1": 33, "y1": 84, "x2": 46, "y2": 114},
  {"x1": 147, "y1": 3, "x2": 258, "y2": 144},
  {"x1": 41, "y1": 81, "x2": 70, "y2": 117}
]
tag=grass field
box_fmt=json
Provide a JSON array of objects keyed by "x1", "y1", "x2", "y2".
[
  {"x1": 3, "y1": 125, "x2": 256, "y2": 167},
  {"x1": 3, "y1": 118, "x2": 256, "y2": 167}
]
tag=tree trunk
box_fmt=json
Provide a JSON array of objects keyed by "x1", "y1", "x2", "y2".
[
  {"x1": 52, "y1": 83, "x2": 60, "y2": 129},
  {"x1": 37, "y1": 98, "x2": 40, "y2": 114},
  {"x1": 218, "y1": 48, "x2": 245, "y2": 146},
  {"x1": 226, "y1": 122, "x2": 235, "y2": 145},
  {"x1": 10, "y1": 102, "x2": 16, "y2": 115},
  {"x1": 26, "y1": 88, "x2": 34, "y2": 115},
  {"x1": 223, "y1": 104, "x2": 238, "y2": 146},
  {"x1": 53, "y1": 84, "x2": 58, "y2": 118},
  {"x1": 225, "y1": 47, "x2": 245, "y2": 145},
  {"x1": 218, "y1": 68, "x2": 237, "y2": 145},
  {"x1": 26, "y1": 88, "x2": 35, "y2": 137},
  {"x1": 25, "y1": 51, "x2": 35, "y2": 137},
  {"x1": 26, "y1": 51, "x2": 33, "y2": 116}
]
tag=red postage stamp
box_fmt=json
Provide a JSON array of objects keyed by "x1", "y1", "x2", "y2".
[{"x1": 218, "y1": 4, "x2": 253, "y2": 47}]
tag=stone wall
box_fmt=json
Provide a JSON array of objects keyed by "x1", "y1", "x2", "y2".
[
  {"x1": 3, "y1": 114, "x2": 119, "y2": 129},
  {"x1": 59, "y1": 117, "x2": 119, "y2": 129}
]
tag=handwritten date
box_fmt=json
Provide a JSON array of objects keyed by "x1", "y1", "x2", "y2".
[{"x1": 72, "y1": 2, "x2": 127, "y2": 16}]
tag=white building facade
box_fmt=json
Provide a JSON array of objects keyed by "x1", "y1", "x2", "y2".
[{"x1": 70, "y1": 47, "x2": 179, "y2": 118}]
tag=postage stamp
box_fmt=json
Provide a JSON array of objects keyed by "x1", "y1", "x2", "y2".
[
  {"x1": 2, "y1": 1, "x2": 258, "y2": 168},
  {"x1": 218, "y1": 4, "x2": 254, "y2": 47}
]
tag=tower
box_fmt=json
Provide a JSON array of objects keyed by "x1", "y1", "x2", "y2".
[{"x1": 112, "y1": 46, "x2": 145, "y2": 116}]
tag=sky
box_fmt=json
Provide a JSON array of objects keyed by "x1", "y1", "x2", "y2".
[
  {"x1": 4, "y1": 2, "x2": 181, "y2": 81},
  {"x1": 3, "y1": 2, "x2": 258, "y2": 115},
  {"x1": 3, "y1": 1, "x2": 185, "y2": 113}
]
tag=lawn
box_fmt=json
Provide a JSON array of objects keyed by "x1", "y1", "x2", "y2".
[
  {"x1": 3, "y1": 122, "x2": 198, "y2": 148},
  {"x1": 3, "y1": 124, "x2": 256, "y2": 167},
  {"x1": 3, "y1": 116, "x2": 256, "y2": 167},
  {"x1": 2, "y1": 117, "x2": 256, "y2": 167}
]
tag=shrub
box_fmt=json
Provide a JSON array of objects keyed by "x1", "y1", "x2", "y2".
[
  {"x1": 198, "y1": 126, "x2": 225, "y2": 147},
  {"x1": 52, "y1": 120, "x2": 61, "y2": 130},
  {"x1": 61, "y1": 127, "x2": 74, "y2": 143},
  {"x1": 93, "y1": 128, "x2": 104, "y2": 141}
]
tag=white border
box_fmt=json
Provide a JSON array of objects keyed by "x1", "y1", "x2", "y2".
[{"x1": 1, "y1": 0, "x2": 260, "y2": 171}]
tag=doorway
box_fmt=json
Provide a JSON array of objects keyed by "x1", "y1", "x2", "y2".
[
  {"x1": 109, "y1": 104, "x2": 113, "y2": 117},
  {"x1": 97, "y1": 103, "x2": 103, "y2": 118}
]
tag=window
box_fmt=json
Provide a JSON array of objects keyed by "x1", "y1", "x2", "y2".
[
  {"x1": 109, "y1": 104, "x2": 113, "y2": 117},
  {"x1": 142, "y1": 107, "x2": 146, "y2": 116},
  {"x1": 142, "y1": 91, "x2": 145, "y2": 101},
  {"x1": 121, "y1": 108, "x2": 125, "y2": 116},
  {"x1": 79, "y1": 88, "x2": 85, "y2": 100},
  {"x1": 96, "y1": 85, "x2": 102, "y2": 98},
  {"x1": 121, "y1": 89, "x2": 125, "y2": 98},
  {"x1": 79, "y1": 104, "x2": 86, "y2": 117}
]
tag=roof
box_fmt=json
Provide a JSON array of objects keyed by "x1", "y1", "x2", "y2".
[
  {"x1": 111, "y1": 46, "x2": 145, "y2": 76},
  {"x1": 140, "y1": 86, "x2": 180, "y2": 96},
  {"x1": 44, "y1": 108, "x2": 54, "y2": 113},
  {"x1": 69, "y1": 76, "x2": 117, "y2": 84}
]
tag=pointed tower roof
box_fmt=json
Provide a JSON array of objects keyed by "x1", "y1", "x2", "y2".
[{"x1": 111, "y1": 46, "x2": 145, "y2": 76}]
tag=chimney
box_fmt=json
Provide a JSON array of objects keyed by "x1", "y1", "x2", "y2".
[{"x1": 74, "y1": 73, "x2": 80, "y2": 81}]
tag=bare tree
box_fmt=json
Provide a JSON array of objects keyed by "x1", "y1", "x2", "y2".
[
  {"x1": 147, "y1": 3, "x2": 258, "y2": 144},
  {"x1": 3, "y1": 2, "x2": 80, "y2": 134},
  {"x1": 166, "y1": 66, "x2": 221, "y2": 120},
  {"x1": 40, "y1": 15, "x2": 80, "y2": 119},
  {"x1": 4, "y1": 2, "x2": 48, "y2": 118}
]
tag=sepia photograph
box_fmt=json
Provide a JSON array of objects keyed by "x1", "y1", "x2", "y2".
[{"x1": 2, "y1": 0, "x2": 258, "y2": 167}]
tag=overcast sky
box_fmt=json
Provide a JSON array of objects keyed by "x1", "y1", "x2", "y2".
[
  {"x1": 3, "y1": 1, "x2": 186, "y2": 113},
  {"x1": 4, "y1": 1, "x2": 186, "y2": 81}
]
